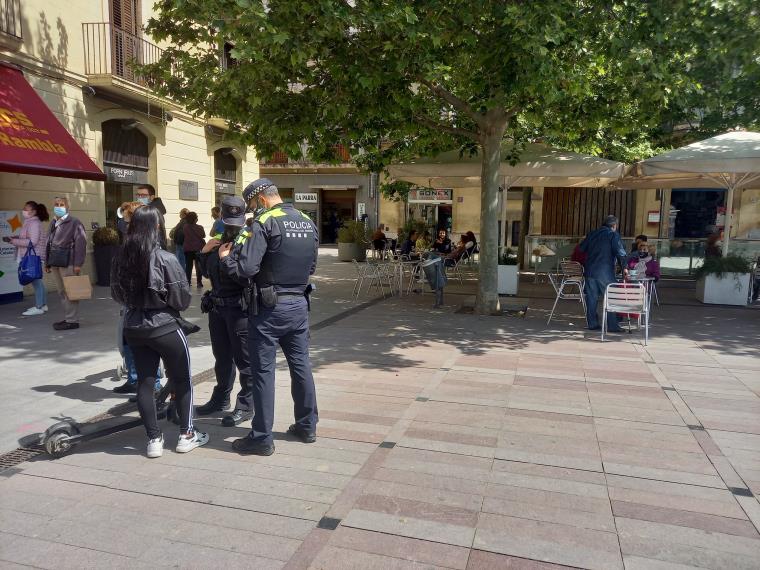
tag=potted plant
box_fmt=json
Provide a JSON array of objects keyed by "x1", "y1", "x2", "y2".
[
  {"x1": 92, "y1": 226, "x2": 120, "y2": 286},
  {"x1": 694, "y1": 255, "x2": 752, "y2": 306},
  {"x1": 498, "y1": 247, "x2": 519, "y2": 295},
  {"x1": 337, "y1": 221, "x2": 368, "y2": 262}
]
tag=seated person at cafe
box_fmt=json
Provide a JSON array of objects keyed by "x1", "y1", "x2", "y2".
[
  {"x1": 432, "y1": 229, "x2": 452, "y2": 254},
  {"x1": 371, "y1": 226, "x2": 387, "y2": 254},
  {"x1": 444, "y1": 235, "x2": 469, "y2": 266},
  {"x1": 416, "y1": 230, "x2": 432, "y2": 251},
  {"x1": 400, "y1": 230, "x2": 418, "y2": 256},
  {"x1": 631, "y1": 234, "x2": 648, "y2": 253},
  {"x1": 627, "y1": 242, "x2": 661, "y2": 281},
  {"x1": 464, "y1": 231, "x2": 477, "y2": 255}
]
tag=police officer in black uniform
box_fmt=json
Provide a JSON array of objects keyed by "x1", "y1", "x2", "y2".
[
  {"x1": 219, "y1": 178, "x2": 319, "y2": 456},
  {"x1": 196, "y1": 196, "x2": 254, "y2": 427}
]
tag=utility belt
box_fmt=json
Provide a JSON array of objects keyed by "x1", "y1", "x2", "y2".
[
  {"x1": 200, "y1": 291, "x2": 243, "y2": 313},
  {"x1": 245, "y1": 284, "x2": 315, "y2": 317}
]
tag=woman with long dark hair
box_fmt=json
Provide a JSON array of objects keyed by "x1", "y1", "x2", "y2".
[{"x1": 111, "y1": 206, "x2": 208, "y2": 458}]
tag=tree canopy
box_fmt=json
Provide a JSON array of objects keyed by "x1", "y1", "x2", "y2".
[{"x1": 146, "y1": 0, "x2": 760, "y2": 313}]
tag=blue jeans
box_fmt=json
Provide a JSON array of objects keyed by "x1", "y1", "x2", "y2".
[
  {"x1": 31, "y1": 278, "x2": 47, "y2": 308},
  {"x1": 123, "y1": 342, "x2": 162, "y2": 390},
  {"x1": 175, "y1": 247, "x2": 186, "y2": 270},
  {"x1": 584, "y1": 278, "x2": 621, "y2": 331}
]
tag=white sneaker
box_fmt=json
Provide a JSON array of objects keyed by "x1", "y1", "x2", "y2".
[
  {"x1": 41, "y1": 305, "x2": 49, "y2": 313},
  {"x1": 147, "y1": 435, "x2": 164, "y2": 458},
  {"x1": 22, "y1": 307, "x2": 45, "y2": 316},
  {"x1": 176, "y1": 430, "x2": 209, "y2": 453}
]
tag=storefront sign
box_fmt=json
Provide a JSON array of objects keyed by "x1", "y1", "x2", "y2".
[
  {"x1": 179, "y1": 179, "x2": 199, "y2": 201},
  {"x1": 295, "y1": 192, "x2": 318, "y2": 203},
  {"x1": 358, "y1": 202, "x2": 366, "y2": 217},
  {"x1": 215, "y1": 180, "x2": 236, "y2": 195},
  {"x1": 0, "y1": 211, "x2": 23, "y2": 300},
  {"x1": 104, "y1": 164, "x2": 148, "y2": 184},
  {"x1": 408, "y1": 188, "x2": 453, "y2": 204}
]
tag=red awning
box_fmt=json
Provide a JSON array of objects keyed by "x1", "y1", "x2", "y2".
[{"x1": 0, "y1": 63, "x2": 106, "y2": 181}]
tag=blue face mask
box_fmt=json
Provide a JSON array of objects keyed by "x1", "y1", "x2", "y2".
[
  {"x1": 137, "y1": 197, "x2": 150, "y2": 205},
  {"x1": 53, "y1": 206, "x2": 67, "y2": 218}
]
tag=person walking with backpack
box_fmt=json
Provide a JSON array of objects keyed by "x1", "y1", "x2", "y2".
[
  {"x1": 45, "y1": 196, "x2": 87, "y2": 330},
  {"x1": 3, "y1": 201, "x2": 50, "y2": 316},
  {"x1": 111, "y1": 205, "x2": 208, "y2": 458}
]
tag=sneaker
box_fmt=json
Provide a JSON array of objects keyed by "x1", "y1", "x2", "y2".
[
  {"x1": 232, "y1": 436, "x2": 275, "y2": 456},
  {"x1": 221, "y1": 409, "x2": 253, "y2": 427},
  {"x1": 53, "y1": 321, "x2": 79, "y2": 331},
  {"x1": 176, "y1": 430, "x2": 209, "y2": 453},
  {"x1": 147, "y1": 435, "x2": 164, "y2": 458},
  {"x1": 22, "y1": 307, "x2": 45, "y2": 316},
  {"x1": 41, "y1": 305, "x2": 48, "y2": 313},
  {"x1": 113, "y1": 381, "x2": 137, "y2": 394},
  {"x1": 287, "y1": 423, "x2": 317, "y2": 443}
]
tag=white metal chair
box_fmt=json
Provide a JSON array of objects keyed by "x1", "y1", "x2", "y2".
[
  {"x1": 351, "y1": 259, "x2": 369, "y2": 298},
  {"x1": 547, "y1": 261, "x2": 586, "y2": 324},
  {"x1": 602, "y1": 282, "x2": 649, "y2": 345}
]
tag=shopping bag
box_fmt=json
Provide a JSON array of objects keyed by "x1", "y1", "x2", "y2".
[
  {"x1": 18, "y1": 242, "x2": 43, "y2": 285},
  {"x1": 62, "y1": 274, "x2": 93, "y2": 301}
]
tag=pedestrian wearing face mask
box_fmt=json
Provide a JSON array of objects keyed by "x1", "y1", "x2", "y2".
[
  {"x1": 45, "y1": 196, "x2": 87, "y2": 330},
  {"x1": 626, "y1": 243, "x2": 661, "y2": 281},
  {"x1": 3, "y1": 201, "x2": 50, "y2": 316}
]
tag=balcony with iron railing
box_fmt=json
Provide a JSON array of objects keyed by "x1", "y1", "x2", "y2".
[
  {"x1": 0, "y1": 0, "x2": 22, "y2": 47},
  {"x1": 82, "y1": 22, "x2": 164, "y2": 88}
]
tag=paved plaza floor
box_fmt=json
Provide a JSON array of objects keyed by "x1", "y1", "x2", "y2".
[{"x1": 0, "y1": 255, "x2": 759, "y2": 569}]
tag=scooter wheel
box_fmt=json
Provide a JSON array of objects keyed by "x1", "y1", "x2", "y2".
[{"x1": 44, "y1": 430, "x2": 74, "y2": 458}]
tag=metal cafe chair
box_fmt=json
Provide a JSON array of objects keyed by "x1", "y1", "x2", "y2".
[
  {"x1": 602, "y1": 282, "x2": 649, "y2": 345},
  {"x1": 547, "y1": 260, "x2": 586, "y2": 325}
]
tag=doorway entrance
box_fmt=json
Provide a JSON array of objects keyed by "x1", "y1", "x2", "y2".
[
  {"x1": 102, "y1": 119, "x2": 150, "y2": 227},
  {"x1": 319, "y1": 189, "x2": 356, "y2": 244},
  {"x1": 670, "y1": 189, "x2": 726, "y2": 238}
]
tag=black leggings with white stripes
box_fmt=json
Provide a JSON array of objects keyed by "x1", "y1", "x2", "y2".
[{"x1": 128, "y1": 329, "x2": 193, "y2": 439}]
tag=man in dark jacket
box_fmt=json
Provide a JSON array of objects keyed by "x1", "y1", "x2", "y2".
[
  {"x1": 580, "y1": 215, "x2": 628, "y2": 332},
  {"x1": 196, "y1": 196, "x2": 254, "y2": 426}
]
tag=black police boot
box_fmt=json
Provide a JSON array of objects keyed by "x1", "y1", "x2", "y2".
[
  {"x1": 195, "y1": 397, "x2": 230, "y2": 415},
  {"x1": 232, "y1": 436, "x2": 275, "y2": 456},
  {"x1": 113, "y1": 381, "x2": 137, "y2": 394},
  {"x1": 221, "y1": 409, "x2": 253, "y2": 427},
  {"x1": 287, "y1": 423, "x2": 317, "y2": 444}
]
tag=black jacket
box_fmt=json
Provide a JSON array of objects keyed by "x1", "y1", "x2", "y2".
[
  {"x1": 111, "y1": 248, "x2": 191, "y2": 339},
  {"x1": 200, "y1": 243, "x2": 248, "y2": 298}
]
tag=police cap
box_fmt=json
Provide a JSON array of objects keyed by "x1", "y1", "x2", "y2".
[
  {"x1": 220, "y1": 195, "x2": 247, "y2": 226},
  {"x1": 242, "y1": 177, "x2": 277, "y2": 204}
]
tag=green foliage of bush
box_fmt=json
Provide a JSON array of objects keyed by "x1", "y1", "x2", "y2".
[
  {"x1": 694, "y1": 255, "x2": 751, "y2": 280},
  {"x1": 500, "y1": 247, "x2": 518, "y2": 265},
  {"x1": 337, "y1": 221, "x2": 369, "y2": 244},
  {"x1": 92, "y1": 226, "x2": 120, "y2": 246}
]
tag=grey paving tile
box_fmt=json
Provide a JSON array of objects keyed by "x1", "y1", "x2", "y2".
[
  {"x1": 466, "y1": 550, "x2": 577, "y2": 569},
  {"x1": 309, "y1": 546, "x2": 449, "y2": 569},
  {"x1": 482, "y1": 496, "x2": 615, "y2": 532},
  {"x1": 474, "y1": 513, "x2": 623, "y2": 570},
  {"x1": 139, "y1": 538, "x2": 283, "y2": 569},
  {"x1": 484, "y1": 483, "x2": 612, "y2": 515},
  {"x1": 341, "y1": 508, "x2": 475, "y2": 548}
]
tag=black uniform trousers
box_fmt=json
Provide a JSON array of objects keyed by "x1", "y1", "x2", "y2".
[
  {"x1": 247, "y1": 295, "x2": 318, "y2": 445},
  {"x1": 208, "y1": 304, "x2": 253, "y2": 411}
]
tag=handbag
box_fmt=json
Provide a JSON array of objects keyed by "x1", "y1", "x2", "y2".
[
  {"x1": 18, "y1": 241, "x2": 43, "y2": 285},
  {"x1": 46, "y1": 223, "x2": 72, "y2": 267},
  {"x1": 175, "y1": 315, "x2": 201, "y2": 335},
  {"x1": 62, "y1": 274, "x2": 93, "y2": 301}
]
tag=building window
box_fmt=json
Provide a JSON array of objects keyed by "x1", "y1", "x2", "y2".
[
  {"x1": 0, "y1": 0, "x2": 22, "y2": 40},
  {"x1": 221, "y1": 42, "x2": 238, "y2": 70},
  {"x1": 214, "y1": 148, "x2": 238, "y2": 205},
  {"x1": 265, "y1": 150, "x2": 289, "y2": 165}
]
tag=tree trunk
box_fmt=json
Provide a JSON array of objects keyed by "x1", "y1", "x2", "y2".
[{"x1": 476, "y1": 131, "x2": 504, "y2": 315}]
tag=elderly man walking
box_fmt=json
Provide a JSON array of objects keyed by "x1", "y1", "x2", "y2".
[{"x1": 580, "y1": 215, "x2": 628, "y2": 332}]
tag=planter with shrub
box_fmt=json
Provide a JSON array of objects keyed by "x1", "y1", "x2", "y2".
[
  {"x1": 498, "y1": 248, "x2": 519, "y2": 295},
  {"x1": 92, "y1": 226, "x2": 120, "y2": 286},
  {"x1": 337, "y1": 221, "x2": 368, "y2": 262},
  {"x1": 695, "y1": 255, "x2": 751, "y2": 306}
]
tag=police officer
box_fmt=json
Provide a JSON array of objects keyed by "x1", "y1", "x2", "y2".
[
  {"x1": 219, "y1": 178, "x2": 319, "y2": 456},
  {"x1": 195, "y1": 196, "x2": 254, "y2": 426}
]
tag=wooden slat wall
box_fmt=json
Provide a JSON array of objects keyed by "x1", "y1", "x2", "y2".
[{"x1": 541, "y1": 187, "x2": 636, "y2": 236}]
